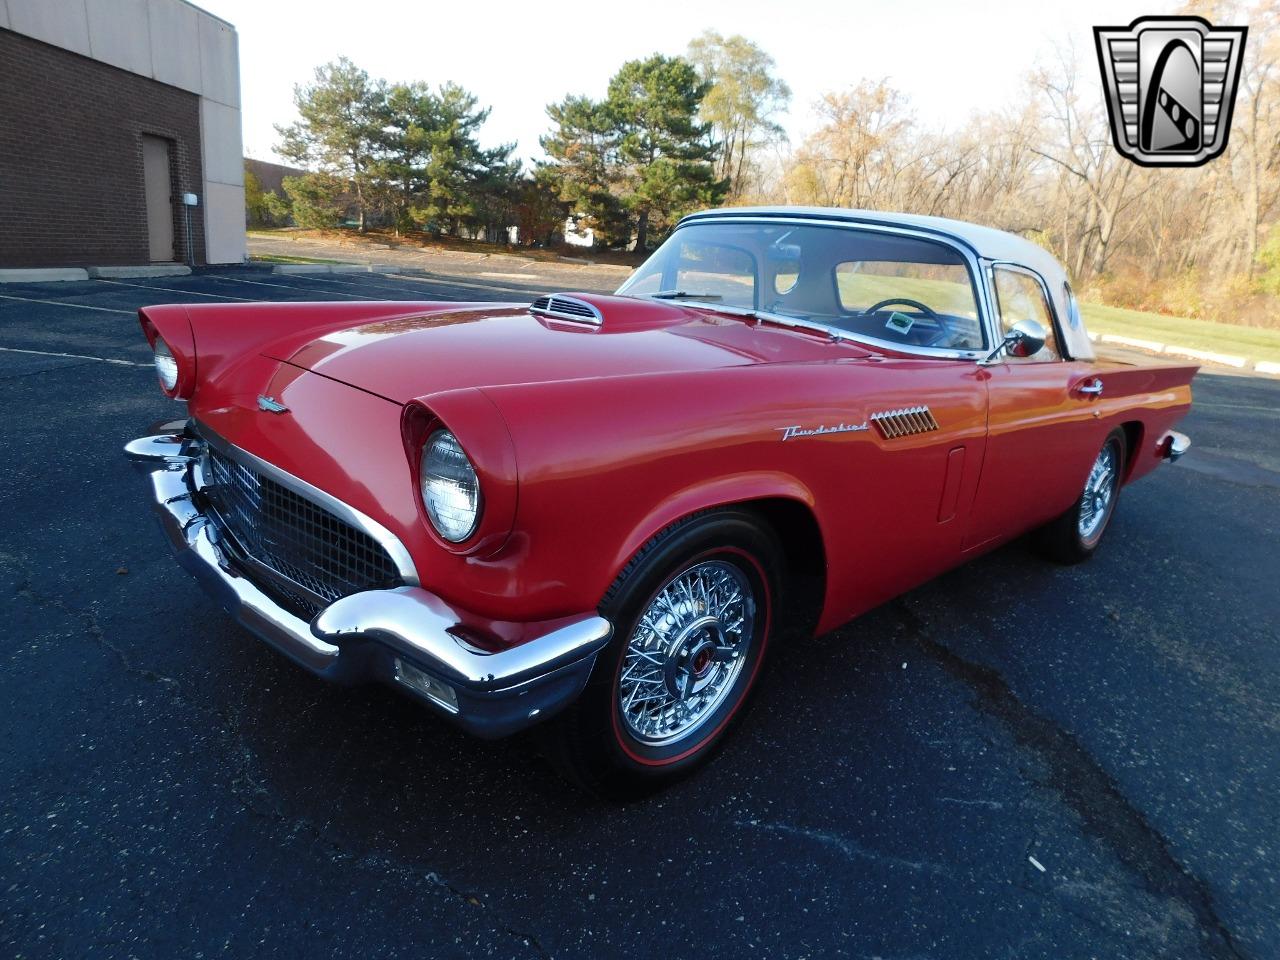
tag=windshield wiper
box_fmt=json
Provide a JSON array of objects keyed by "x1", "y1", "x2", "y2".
[
  {"x1": 650, "y1": 290, "x2": 723, "y2": 301},
  {"x1": 647, "y1": 294, "x2": 850, "y2": 343}
]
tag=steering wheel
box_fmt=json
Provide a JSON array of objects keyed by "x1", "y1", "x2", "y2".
[{"x1": 862, "y1": 297, "x2": 956, "y2": 347}]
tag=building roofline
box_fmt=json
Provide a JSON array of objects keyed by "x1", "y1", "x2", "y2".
[{"x1": 174, "y1": 0, "x2": 238, "y2": 31}]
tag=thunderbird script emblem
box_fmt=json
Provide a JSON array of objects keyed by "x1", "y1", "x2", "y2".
[
  {"x1": 777, "y1": 422, "x2": 868, "y2": 442},
  {"x1": 1094, "y1": 16, "x2": 1247, "y2": 167}
]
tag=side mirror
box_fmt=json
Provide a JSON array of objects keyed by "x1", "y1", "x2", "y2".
[{"x1": 982, "y1": 319, "x2": 1046, "y2": 364}]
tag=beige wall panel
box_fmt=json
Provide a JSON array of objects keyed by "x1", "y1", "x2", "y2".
[
  {"x1": 203, "y1": 180, "x2": 246, "y2": 264},
  {"x1": 147, "y1": 0, "x2": 201, "y2": 93},
  {"x1": 198, "y1": 12, "x2": 239, "y2": 107},
  {"x1": 86, "y1": 0, "x2": 152, "y2": 76},
  {"x1": 7, "y1": 0, "x2": 91, "y2": 56},
  {"x1": 199, "y1": 97, "x2": 244, "y2": 187}
]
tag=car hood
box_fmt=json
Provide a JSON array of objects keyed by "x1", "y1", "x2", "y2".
[{"x1": 268, "y1": 294, "x2": 870, "y2": 404}]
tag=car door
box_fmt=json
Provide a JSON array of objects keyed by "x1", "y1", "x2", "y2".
[{"x1": 963, "y1": 263, "x2": 1105, "y2": 552}]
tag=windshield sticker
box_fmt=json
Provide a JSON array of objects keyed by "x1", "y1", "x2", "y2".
[{"x1": 885, "y1": 311, "x2": 915, "y2": 335}]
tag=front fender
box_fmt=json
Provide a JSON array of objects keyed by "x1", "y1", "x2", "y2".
[{"x1": 609, "y1": 471, "x2": 819, "y2": 580}]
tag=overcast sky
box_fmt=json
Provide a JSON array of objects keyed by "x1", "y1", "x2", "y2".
[{"x1": 200, "y1": 0, "x2": 1176, "y2": 168}]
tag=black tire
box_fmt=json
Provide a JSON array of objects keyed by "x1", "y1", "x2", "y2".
[
  {"x1": 1034, "y1": 429, "x2": 1127, "y2": 564},
  {"x1": 547, "y1": 509, "x2": 781, "y2": 800}
]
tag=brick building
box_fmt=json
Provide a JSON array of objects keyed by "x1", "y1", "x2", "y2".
[{"x1": 0, "y1": 0, "x2": 244, "y2": 268}]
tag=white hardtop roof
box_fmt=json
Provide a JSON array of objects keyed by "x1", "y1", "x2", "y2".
[{"x1": 684, "y1": 207, "x2": 1063, "y2": 278}]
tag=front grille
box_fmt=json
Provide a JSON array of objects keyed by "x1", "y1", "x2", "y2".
[{"x1": 200, "y1": 445, "x2": 403, "y2": 618}]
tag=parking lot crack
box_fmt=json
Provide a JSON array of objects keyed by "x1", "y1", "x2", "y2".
[
  {"x1": 7, "y1": 560, "x2": 183, "y2": 695},
  {"x1": 895, "y1": 600, "x2": 1249, "y2": 960},
  {"x1": 735, "y1": 819, "x2": 949, "y2": 876}
]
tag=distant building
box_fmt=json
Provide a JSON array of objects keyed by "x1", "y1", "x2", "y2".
[
  {"x1": 0, "y1": 0, "x2": 245, "y2": 267},
  {"x1": 244, "y1": 158, "x2": 304, "y2": 199},
  {"x1": 244, "y1": 157, "x2": 304, "y2": 226}
]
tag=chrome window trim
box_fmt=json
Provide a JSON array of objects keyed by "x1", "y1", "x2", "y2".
[
  {"x1": 986, "y1": 261, "x2": 1073, "y2": 362},
  {"x1": 627, "y1": 215, "x2": 998, "y2": 361},
  {"x1": 192, "y1": 422, "x2": 421, "y2": 587}
]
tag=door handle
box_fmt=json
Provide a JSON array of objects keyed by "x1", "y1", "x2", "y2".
[{"x1": 1077, "y1": 378, "x2": 1104, "y2": 396}]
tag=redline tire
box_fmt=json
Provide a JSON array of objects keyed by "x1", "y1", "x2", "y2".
[{"x1": 547, "y1": 510, "x2": 781, "y2": 799}]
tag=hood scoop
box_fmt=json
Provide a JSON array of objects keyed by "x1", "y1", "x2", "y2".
[{"x1": 530, "y1": 294, "x2": 603, "y2": 326}]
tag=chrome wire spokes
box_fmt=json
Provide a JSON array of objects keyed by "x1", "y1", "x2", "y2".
[
  {"x1": 618, "y1": 560, "x2": 755, "y2": 745},
  {"x1": 1079, "y1": 444, "x2": 1117, "y2": 540}
]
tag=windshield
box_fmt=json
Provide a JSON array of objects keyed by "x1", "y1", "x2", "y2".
[{"x1": 617, "y1": 221, "x2": 986, "y2": 352}]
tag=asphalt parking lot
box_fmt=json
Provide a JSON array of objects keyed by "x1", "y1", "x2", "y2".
[{"x1": 2, "y1": 267, "x2": 1277, "y2": 959}]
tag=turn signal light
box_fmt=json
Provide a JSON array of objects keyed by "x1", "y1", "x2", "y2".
[{"x1": 393, "y1": 658, "x2": 459, "y2": 713}]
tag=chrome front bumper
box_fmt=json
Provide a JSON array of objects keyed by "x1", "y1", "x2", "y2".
[{"x1": 124, "y1": 420, "x2": 612, "y2": 737}]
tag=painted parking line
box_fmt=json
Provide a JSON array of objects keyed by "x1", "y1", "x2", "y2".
[
  {"x1": 236, "y1": 269, "x2": 448, "y2": 296},
  {"x1": 0, "y1": 345, "x2": 150, "y2": 367},
  {"x1": 0, "y1": 292, "x2": 134, "y2": 315},
  {"x1": 94, "y1": 278, "x2": 256, "y2": 302},
  {"x1": 381, "y1": 272, "x2": 543, "y2": 297},
  {"x1": 203, "y1": 273, "x2": 380, "y2": 300}
]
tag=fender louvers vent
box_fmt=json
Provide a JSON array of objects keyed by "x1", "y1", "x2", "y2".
[
  {"x1": 870, "y1": 405, "x2": 940, "y2": 439},
  {"x1": 530, "y1": 294, "x2": 603, "y2": 326}
]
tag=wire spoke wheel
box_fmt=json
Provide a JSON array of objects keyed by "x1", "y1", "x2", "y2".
[
  {"x1": 617, "y1": 559, "x2": 756, "y2": 746},
  {"x1": 1078, "y1": 442, "x2": 1119, "y2": 541}
]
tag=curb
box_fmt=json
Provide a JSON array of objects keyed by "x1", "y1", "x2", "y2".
[
  {"x1": 0, "y1": 267, "x2": 89, "y2": 283},
  {"x1": 271, "y1": 263, "x2": 409, "y2": 275},
  {"x1": 88, "y1": 265, "x2": 192, "y2": 279},
  {"x1": 1091, "y1": 331, "x2": 1271, "y2": 375},
  {"x1": 272, "y1": 263, "x2": 364, "y2": 274}
]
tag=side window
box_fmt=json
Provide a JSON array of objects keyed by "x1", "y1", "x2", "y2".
[
  {"x1": 993, "y1": 267, "x2": 1061, "y2": 361},
  {"x1": 1063, "y1": 281, "x2": 1082, "y2": 329}
]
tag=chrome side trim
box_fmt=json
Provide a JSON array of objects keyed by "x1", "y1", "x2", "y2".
[
  {"x1": 192, "y1": 422, "x2": 421, "y2": 587},
  {"x1": 530, "y1": 294, "x2": 604, "y2": 326},
  {"x1": 312, "y1": 590, "x2": 613, "y2": 692},
  {"x1": 870, "y1": 405, "x2": 940, "y2": 439}
]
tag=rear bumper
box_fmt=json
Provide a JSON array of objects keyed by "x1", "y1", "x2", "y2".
[{"x1": 124, "y1": 420, "x2": 612, "y2": 737}]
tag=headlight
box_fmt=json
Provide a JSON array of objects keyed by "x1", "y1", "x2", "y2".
[
  {"x1": 420, "y1": 429, "x2": 481, "y2": 542},
  {"x1": 153, "y1": 338, "x2": 179, "y2": 392}
]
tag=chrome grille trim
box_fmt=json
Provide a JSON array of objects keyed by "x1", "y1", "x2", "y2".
[
  {"x1": 530, "y1": 294, "x2": 603, "y2": 326},
  {"x1": 870, "y1": 405, "x2": 940, "y2": 439},
  {"x1": 192, "y1": 425, "x2": 419, "y2": 614}
]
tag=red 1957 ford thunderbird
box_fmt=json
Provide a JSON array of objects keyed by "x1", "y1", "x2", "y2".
[{"x1": 126, "y1": 207, "x2": 1195, "y2": 796}]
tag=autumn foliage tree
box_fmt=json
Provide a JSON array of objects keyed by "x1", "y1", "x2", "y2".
[{"x1": 687, "y1": 31, "x2": 791, "y2": 200}]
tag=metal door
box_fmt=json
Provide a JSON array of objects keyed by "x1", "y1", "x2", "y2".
[{"x1": 142, "y1": 136, "x2": 175, "y2": 262}]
